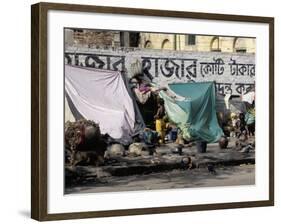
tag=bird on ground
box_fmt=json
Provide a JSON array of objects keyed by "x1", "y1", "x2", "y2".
[{"x1": 207, "y1": 164, "x2": 217, "y2": 175}]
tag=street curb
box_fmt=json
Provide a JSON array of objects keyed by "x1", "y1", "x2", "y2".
[
  {"x1": 65, "y1": 155, "x2": 255, "y2": 183},
  {"x1": 103, "y1": 157, "x2": 255, "y2": 176}
]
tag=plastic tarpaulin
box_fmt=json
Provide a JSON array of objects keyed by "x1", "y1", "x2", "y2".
[
  {"x1": 242, "y1": 91, "x2": 255, "y2": 105},
  {"x1": 65, "y1": 65, "x2": 136, "y2": 142},
  {"x1": 160, "y1": 82, "x2": 223, "y2": 143}
]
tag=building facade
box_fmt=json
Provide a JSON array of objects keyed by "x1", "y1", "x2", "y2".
[
  {"x1": 65, "y1": 29, "x2": 255, "y2": 53},
  {"x1": 64, "y1": 29, "x2": 255, "y2": 98},
  {"x1": 65, "y1": 29, "x2": 139, "y2": 48},
  {"x1": 139, "y1": 33, "x2": 256, "y2": 53}
]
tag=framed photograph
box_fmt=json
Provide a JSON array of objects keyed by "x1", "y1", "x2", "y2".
[{"x1": 31, "y1": 2, "x2": 274, "y2": 221}]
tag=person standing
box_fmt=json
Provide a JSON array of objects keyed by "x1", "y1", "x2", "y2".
[{"x1": 154, "y1": 98, "x2": 166, "y2": 144}]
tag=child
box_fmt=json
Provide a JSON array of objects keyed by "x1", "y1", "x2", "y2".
[{"x1": 154, "y1": 98, "x2": 166, "y2": 144}]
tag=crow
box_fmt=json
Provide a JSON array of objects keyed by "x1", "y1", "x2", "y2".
[{"x1": 207, "y1": 164, "x2": 217, "y2": 175}]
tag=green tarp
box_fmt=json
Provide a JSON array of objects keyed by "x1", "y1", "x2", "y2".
[
  {"x1": 159, "y1": 82, "x2": 223, "y2": 143},
  {"x1": 245, "y1": 108, "x2": 255, "y2": 125}
]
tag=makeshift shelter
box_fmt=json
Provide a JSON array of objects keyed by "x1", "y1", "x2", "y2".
[
  {"x1": 217, "y1": 94, "x2": 247, "y2": 114},
  {"x1": 241, "y1": 91, "x2": 255, "y2": 105},
  {"x1": 65, "y1": 65, "x2": 145, "y2": 144},
  {"x1": 65, "y1": 65, "x2": 224, "y2": 143},
  {"x1": 159, "y1": 82, "x2": 223, "y2": 143},
  {"x1": 241, "y1": 90, "x2": 255, "y2": 125}
]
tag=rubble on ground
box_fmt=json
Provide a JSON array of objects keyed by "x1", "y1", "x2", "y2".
[
  {"x1": 128, "y1": 142, "x2": 148, "y2": 157},
  {"x1": 65, "y1": 119, "x2": 106, "y2": 167},
  {"x1": 219, "y1": 136, "x2": 229, "y2": 149},
  {"x1": 104, "y1": 144, "x2": 125, "y2": 159}
]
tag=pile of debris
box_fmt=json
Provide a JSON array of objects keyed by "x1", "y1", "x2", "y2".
[
  {"x1": 65, "y1": 119, "x2": 107, "y2": 167},
  {"x1": 64, "y1": 119, "x2": 163, "y2": 167}
]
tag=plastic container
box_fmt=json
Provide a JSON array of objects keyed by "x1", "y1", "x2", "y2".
[
  {"x1": 196, "y1": 141, "x2": 207, "y2": 153},
  {"x1": 170, "y1": 128, "x2": 178, "y2": 141}
]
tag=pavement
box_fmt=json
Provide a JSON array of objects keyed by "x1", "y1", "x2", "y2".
[
  {"x1": 65, "y1": 165, "x2": 255, "y2": 194},
  {"x1": 65, "y1": 137, "x2": 255, "y2": 191}
]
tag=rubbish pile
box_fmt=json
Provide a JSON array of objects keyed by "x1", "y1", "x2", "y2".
[
  {"x1": 64, "y1": 120, "x2": 160, "y2": 167},
  {"x1": 217, "y1": 110, "x2": 255, "y2": 152},
  {"x1": 65, "y1": 119, "x2": 107, "y2": 167},
  {"x1": 235, "y1": 132, "x2": 255, "y2": 153}
]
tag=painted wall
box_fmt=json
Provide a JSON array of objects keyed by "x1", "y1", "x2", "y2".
[{"x1": 65, "y1": 46, "x2": 255, "y2": 95}]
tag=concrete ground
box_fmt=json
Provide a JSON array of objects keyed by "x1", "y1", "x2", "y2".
[
  {"x1": 65, "y1": 137, "x2": 255, "y2": 194},
  {"x1": 65, "y1": 164, "x2": 255, "y2": 194}
]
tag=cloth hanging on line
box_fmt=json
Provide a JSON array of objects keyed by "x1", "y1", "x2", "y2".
[
  {"x1": 159, "y1": 82, "x2": 223, "y2": 143},
  {"x1": 65, "y1": 65, "x2": 136, "y2": 143}
]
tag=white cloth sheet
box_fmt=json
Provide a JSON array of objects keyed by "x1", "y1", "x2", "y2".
[
  {"x1": 242, "y1": 91, "x2": 255, "y2": 104},
  {"x1": 65, "y1": 65, "x2": 135, "y2": 141}
]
